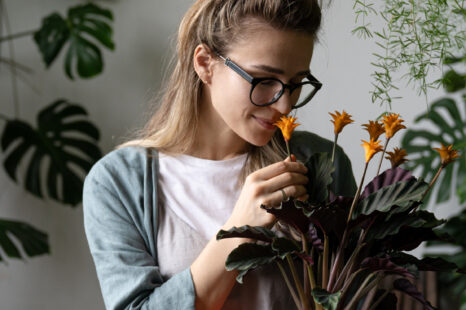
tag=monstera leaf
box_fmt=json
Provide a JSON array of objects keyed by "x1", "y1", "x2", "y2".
[
  {"x1": 401, "y1": 97, "x2": 466, "y2": 204},
  {"x1": 1, "y1": 99, "x2": 101, "y2": 206},
  {"x1": 33, "y1": 3, "x2": 114, "y2": 79},
  {"x1": 0, "y1": 218, "x2": 49, "y2": 261}
]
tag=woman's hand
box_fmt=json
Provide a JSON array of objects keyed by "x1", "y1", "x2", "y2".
[{"x1": 224, "y1": 155, "x2": 309, "y2": 230}]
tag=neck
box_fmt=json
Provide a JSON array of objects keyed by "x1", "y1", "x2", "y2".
[{"x1": 186, "y1": 94, "x2": 249, "y2": 161}]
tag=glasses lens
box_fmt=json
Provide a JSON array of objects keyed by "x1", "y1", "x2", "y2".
[
  {"x1": 251, "y1": 79, "x2": 283, "y2": 106},
  {"x1": 292, "y1": 82, "x2": 317, "y2": 108}
]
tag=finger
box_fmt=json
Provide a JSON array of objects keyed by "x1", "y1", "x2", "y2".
[
  {"x1": 254, "y1": 159, "x2": 307, "y2": 181},
  {"x1": 264, "y1": 185, "x2": 308, "y2": 207},
  {"x1": 296, "y1": 194, "x2": 309, "y2": 202},
  {"x1": 263, "y1": 171, "x2": 308, "y2": 193}
]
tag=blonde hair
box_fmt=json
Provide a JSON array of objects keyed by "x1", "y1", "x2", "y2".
[{"x1": 118, "y1": 0, "x2": 322, "y2": 181}]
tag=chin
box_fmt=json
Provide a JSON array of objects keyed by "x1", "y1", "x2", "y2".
[{"x1": 246, "y1": 133, "x2": 274, "y2": 147}]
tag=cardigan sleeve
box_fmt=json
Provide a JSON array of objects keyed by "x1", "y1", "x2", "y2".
[{"x1": 83, "y1": 148, "x2": 196, "y2": 310}]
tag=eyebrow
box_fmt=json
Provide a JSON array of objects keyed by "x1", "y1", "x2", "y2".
[{"x1": 251, "y1": 64, "x2": 310, "y2": 77}]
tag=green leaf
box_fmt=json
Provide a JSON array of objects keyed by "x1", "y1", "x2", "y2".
[
  {"x1": 353, "y1": 178, "x2": 428, "y2": 219},
  {"x1": 225, "y1": 243, "x2": 277, "y2": 283},
  {"x1": 216, "y1": 225, "x2": 276, "y2": 242},
  {"x1": 33, "y1": 3, "x2": 114, "y2": 79},
  {"x1": 1, "y1": 99, "x2": 102, "y2": 206},
  {"x1": 0, "y1": 218, "x2": 49, "y2": 260},
  {"x1": 311, "y1": 288, "x2": 341, "y2": 310},
  {"x1": 401, "y1": 97, "x2": 466, "y2": 206},
  {"x1": 366, "y1": 210, "x2": 445, "y2": 240},
  {"x1": 442, "y1": 70, "x2": 466, "y2": 93},
  {"x1": 305, "y1": 152, "x2": 335, "y2": 205},
  {"x1": 271, "y1": 237, "x2": 300, "y2": 259},
  {"x1": 33, "y1": 13, "x2": 69, "y2": 67}
]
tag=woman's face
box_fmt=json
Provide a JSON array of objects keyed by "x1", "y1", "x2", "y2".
[{"x1": 205, "y1": 22, "x2": 315, "y2": 147}]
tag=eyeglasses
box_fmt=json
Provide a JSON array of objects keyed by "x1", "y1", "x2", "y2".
[{"x1": 217, "y1": 54, "x2": 322, "y2": 109}]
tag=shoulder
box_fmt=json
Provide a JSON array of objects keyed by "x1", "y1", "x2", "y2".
[{"x1": 84, "y1": 146, "x2": 155, "y2": 196}]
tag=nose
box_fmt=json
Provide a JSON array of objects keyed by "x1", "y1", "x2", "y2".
[{"x1": 270, "y1": 91, "x2": 293, "y2": 115}]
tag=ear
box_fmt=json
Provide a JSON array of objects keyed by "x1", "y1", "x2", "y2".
[{"x1": 193, "y1": 44, "x2": 215, "y2": 84}]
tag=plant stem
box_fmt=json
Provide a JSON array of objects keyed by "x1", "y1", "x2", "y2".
[
  {"x1": 286, "y1": 140, "x2": 291, "y2": 160},
  {"x1": 331, "y1": 134, "x2": 338, "y2": 163},
  {"x1": 277, "y1": 260, "x2": 302, "y2": 310},
  {"x1": 347, "y1": 162, "x2": 369, "y2": 223},
  {"x1": 0, "y1": 29, "x2": 36, "y2": 43},
  {"x1": 328, "y1": 162, "x2": 368, "y2": 291},
  {"x1": 301, "y1": 231, "x2": 310, "y2": 300},
  {"x1": 344, "y1": 272, "x2": 378, "y2": 310},
  {"x1": 287, "y1": 253, "x2": 309, "y2": 310},
  {"x1": 307, "y1": 248, "x2": 321, "y2": 310},
  {"x1": 376, "y1": 138, "x2": 390, "y2": 176},
  {"x1": 322, "y1": 234, "x2": 329, "y2": 289},
  {"x1": 367, "y1": 290, "x2": 389, "y2": 310},
  {"x1": 2, "y1": 1, "x2": 20, "y2": 118},
  {"x1": 0, "y1": 113, "x2": 10, "y2": 121},
  {"x1": 421, "y1": 165, "x2": 443, "y2": 203},
  {"x1": 332, "y1": 243, "x2": 363, "y2": 292}
]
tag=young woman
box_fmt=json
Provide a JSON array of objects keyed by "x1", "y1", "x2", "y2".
[{"x1": 83, "y1": 1, "x2": 356, "y2": 309}]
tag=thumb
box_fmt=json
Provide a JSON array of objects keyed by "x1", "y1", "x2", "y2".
[{"x1": 284, "y1": 154, "x2": 296, "y2": 162}]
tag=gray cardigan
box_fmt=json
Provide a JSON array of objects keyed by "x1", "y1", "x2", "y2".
[{"x1": 83, "y1": 131, "x2": 356, "y2": 310}]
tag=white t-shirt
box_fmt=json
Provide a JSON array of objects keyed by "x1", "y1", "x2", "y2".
[{"x1": 157, "y1": 152, "x2": 248, "y2": 241}]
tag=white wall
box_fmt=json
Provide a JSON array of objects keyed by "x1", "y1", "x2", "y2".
[{"x1": 0, "y1": 1, "x2": 462, "y2": 309}]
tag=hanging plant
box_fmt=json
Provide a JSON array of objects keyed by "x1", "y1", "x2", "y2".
[
  {"x1": 0, "y1": 219, "x2": 49, "y2": 261},
  {"x1": 33, "y1": 3, "x2": 115, "y2": 79},
  {"x1": 1, "y1": 99, "x2": 101, "y2": 206}
]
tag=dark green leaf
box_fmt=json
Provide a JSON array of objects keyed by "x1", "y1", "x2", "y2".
[
  {"x1": 33, "y1": 13, "x2": 69, "y2": 66},
  {"x1": 271, "y1": 237, "x2": 300, "y2": 259},
  {"x1": 311, "y1": 288, "x2": 341, "y2": 310},
  {"x1": 225, "y1": 243, "x2": 276, "y2": 283},
  {"x1": 261, "y1": 199, "x2": 310, "y2": 234},
  {"x1": 305, "y1": 152, "x2": 335, "y2": 205},
  {"x1": 0, "y1": 219, "x2": 49, "y2": 259},
  {"x1": 393, "y1": 278, "x2": 437, "y2": 310},
  {"x1": 366, "y1": 210, "x2": 445, "y2": 240},
  {"x1": 33, "y1": 3, "x2": 114, "y2": 79},
  {"x1": 390, "y1": 252, "x2": 462, "y2": 273},
  {"x1": 1, "y1": 99, "x2": 101, "y2": 206},
  {"x1": 353, "y1": 178, "x2": 428, "y2": 219},
  {"x1": 216, "y1": 225, "x2": 276, "y2": 242},
  {"x1": 361, "y1": 257, "x2": 414, "y2": 278},
  {"x1": 442, "y1": 70, "x2": 466, "y2": 93}
]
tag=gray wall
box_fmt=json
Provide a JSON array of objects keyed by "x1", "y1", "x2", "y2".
[{"x1": 0, "y1": 1, "x2": 462, "y2": 309}]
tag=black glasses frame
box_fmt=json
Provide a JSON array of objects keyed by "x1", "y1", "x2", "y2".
[{"x1": 217, "y1": 54, "x2": 322, "y2": 109}]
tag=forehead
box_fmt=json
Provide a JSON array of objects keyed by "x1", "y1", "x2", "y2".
[{"x1": 226, "y1": 22, "x2": 314, "y2": 73}]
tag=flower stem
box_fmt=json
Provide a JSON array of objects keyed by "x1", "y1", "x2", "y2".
[
  {"x1": 327, "y1": 162, "x2": 368, "y2": 291},
  {"x1": 322, "y1": 234, "x2": 329, "y2": 289},
  {"x1": 347, "y1": 162, "x2": 369, "y2": 223},
  {"x1": 277, "y1": 260, "x2": 301, "y2": 310},
  {"x1": 331, "y1": 134, "x2": 339, "y2": 163},
  {"x1": 287, "y1": 253, "x2": 309, "y2": 310},
  {"x1": 376, "y1": 138, "x2": 390, "y2": 176},
  {"x1": 421, "y1": 165, "x2": 443, "y2": 203},
  {"x1": 285, "y1": 140, "x2": 291, "y2": 160}
]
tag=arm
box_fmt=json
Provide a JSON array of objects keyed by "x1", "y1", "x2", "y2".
[
  {"x1": 83, "y1": 162, "x2": 195, "y2": 310},
  {"x1": 190, "y1": 157, "x2": 309, "y2": 310}
]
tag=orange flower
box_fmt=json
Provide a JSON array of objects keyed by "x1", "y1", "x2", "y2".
[
  {"x1": 381, "y1": 113, "x2": 406, "y2": 138},
  {"x1": 433, "y1": 143, "x2": 461, "y2": 167},
  {"x1": 329, "y1": 110, "x2": 354, "y2": 134},
  {"x1": 362, "y1": 120, "x2": 385, "y2": 140},
  {"x1": 274, "y1": 115, "x2": 300, "y2": 141},
  {"x1": 385, "y1": 147, "x2": 408, "y2": 168},
  {"x1": 361, "y1": 139, "x2": 384, "y2": 163}
]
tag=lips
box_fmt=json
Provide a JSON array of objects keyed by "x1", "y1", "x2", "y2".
[{"x1": 253, "y1": 116, "x2": 277, "y2": 130}]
